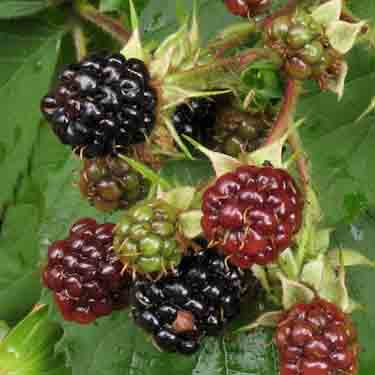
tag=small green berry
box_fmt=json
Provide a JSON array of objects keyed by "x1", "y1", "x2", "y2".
[
  {"x1": 116, "y1": 217, "x2": 132, "y2": 236},
  {"x1": 123, "y1": 239, "x2": 138, "y2": 255},
  {"x1": 287, "y1": 24, "x2": 313, "y2": 49},
  {"x1": 271, "y1": 16, "x2": 291, "y2": 40},
  {"x1": 299, "y1": 41, "x2": 324, "y2": 65},
  {"x1": 129, "y1": 223, "x2": 152, "y2": 240},
  {"x1": 132, "y1": 204, "x2": 154, "y2": 222},
  {"x1": 162, "y1": 239, "x2": 179, "y2": 258},
  {"x1": 137, "y1": 256, "x2": 163, "y2": 273},
  {"x1": 224, "y1": 136, "x2": 243, "y2": 157},
  {"x1": 140, "y1": 235, "x2": 163, "y2": 256},
  {"x1": 96, "y1": 179, "x2": 123, "y2": 201},
  {"x1": 285, "y1": 57, "x2": 312, "y2": 80},
  {"x1": 152, "y1": 221, "x2": 175, "y2": 237},
  {"x1": 237, "y1": 122, "x2": 257, "y2": 140}
]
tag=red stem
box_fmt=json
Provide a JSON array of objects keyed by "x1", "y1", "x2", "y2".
[
  {"x1": 266, "y1": 79, "x2": 300, "y2": 145},
  {"x1": 75, "y1": 3, "x2": 131, "y2": 44}
]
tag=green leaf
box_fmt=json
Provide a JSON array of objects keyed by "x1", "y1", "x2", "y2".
[
  {"x1": 0, "y1": 204, "x2": 41, "y2": 323},
  {"x1": 159, "y1": 159, "x2": 214, "y2": 187},
  {"x1": 0, "y1": 306, "x2": 70, "y2": 374},
  {"x1": 0, "y1": 1, "x2": 49, "y2": 19},
  {"x1": 0, "y1": 16, "x2": 64, "y2": 210}
]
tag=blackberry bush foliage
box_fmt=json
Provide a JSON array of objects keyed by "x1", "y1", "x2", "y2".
[
  {"x1": 41, "y1": 52, "x2": 157, "y2": 158},
  {"x1": 131, "y1": 249, "x2": 251, "y2": 354},
  {"x1": 11, "y1": 0, "x2": 372, "y2": 371},
  {"x1": 43, "y1": 218, "x2": 132, "y2": 324}
]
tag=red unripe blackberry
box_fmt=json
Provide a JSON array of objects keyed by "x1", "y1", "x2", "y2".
[
  {"x1": 201, "y1": 165, "x2": 303, "y2": 268},
  {"x1": 79, "y1": 156, "x2": 149, "y2": 212},
  {"x1": 224, "y1": 0, "x2": 271, "y2": 17},
  {"x1": 276, "y1": 299, "x2": 359, "y2": 375},
  {"x1": 42, "y1": 218, "x2": 132, "y2": 324},
  {"x1": 40, "y1": 52, "x2": 157, "y2": 158}
]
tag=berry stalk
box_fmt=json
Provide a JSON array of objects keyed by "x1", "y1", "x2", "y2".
[
  {"x1": 72, "y1": 24, "x2": 87, "y2": 61},
  {"x1": 75, "y1": 1, "x2": 131, "y2": 44},
  {"x1": 260, "y1": 0, "x2": 299, "y2": 30},
  {"x1": 265, "y1": 79, "x2": 301, "y2": 145}
]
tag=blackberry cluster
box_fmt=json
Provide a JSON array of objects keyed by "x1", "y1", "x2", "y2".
[
  {"x1": 131, "y1": 249, "x2": 249, "y2": 354},
  {"x1": 224, "y1": 0, "x2": 271, "y2": 17},
  {"x1": 172, "y1": 98, "x2": 217, "y2": 146},
  {"x1": 113, "y1": 200, "x2": 183, "y2": 275},
  {"x1": 213, "y1": 109, "x2": 269, "y2": 157},
  {"x1": 79, "y1": 156, "x2": 149, "y2": 212},
  {"x1": 41, "y1": 52, "x2": 157, "y2": 158},
  {"x1": 276, "y1": 299, "x2": 359, "y2": 375},
  {"x1": 201, "y1": 165, "x2": 303, "y2": 268},
  {"x1": 42, "y1": 218, "x2": 132, "y2": 324},
  {"x1": 266, "y1": 14, "x2": 343, "y2": 88}
]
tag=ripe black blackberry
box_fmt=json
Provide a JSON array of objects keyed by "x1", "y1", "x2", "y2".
[
  {"x1": 79, "y1": 156, "x2": 149, "y2": 212},
  {"x1": 172, "y1": 98, "x2": 217, "y2": 146},
  {"x1": 40, "y1": 52, "x2": 158, "y2": 158},
  {"x1": 131, "y1": 249, "x2": 251, "y2": 354},
  {"x1": 42, "y1": 218, "x2": 132, "y2": 324}
]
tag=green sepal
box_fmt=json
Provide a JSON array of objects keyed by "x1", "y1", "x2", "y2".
[
  {"x1": 179, "y1": 210, "x2": 203, "y2": 239},
  {"x1": 311, "y1": 0, "x2": 341, "y2": 26},
  {"x1": 0, "y1": 306, "x2": 69, "y2": 375},
  {"x1": 160, "y1": 187, "x2": 196, "y2": 211},
  {"x1": 237, "y1": 311, "x2": 283, "y2": 332}
]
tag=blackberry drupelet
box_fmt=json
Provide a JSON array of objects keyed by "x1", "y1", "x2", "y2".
[
  {"x1": 131, "y1": 249, "x2": 250, "y2": 354},
  {"x1": 201, "y1": 165, "x2": 303, "y2": 268},
  {"x1": 172, "y1": 98, "x2": 217, "y2": 145},
  {"x1": 42, "y1": 218, "x2": 132, "y2": 324},
  {"x1": 276, "y1": 298, "x2": 359, "y2": 375},
  {"x1": 40, "y1": 52, "x2": 158, "y2": 158},
  {"x1": 79, "y1": 156, "x2": 149, "y2": 212},
  {"x1": 113, "y1": 200, "x2": 183, "y2": 275}
]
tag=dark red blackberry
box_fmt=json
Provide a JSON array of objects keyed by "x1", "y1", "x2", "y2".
[
  {"x1": 79, "y1": 156, "x2": 149, "y2": 212},
  {"x1": 42, "y1": 218, "x2": 132, "y2": 324},
  {"x1": 275, "y1": 299, "x2": 359, "y2": 375},
  {"x1": 40, "y1": 52, "x2": 157, "y2": 158},
  {"x1": 172, "y1": 98, "x2": 216, "y2": 145},
  {"x1": 224, "y1": 0, "x2": 271, "y2": 17},
  {"x1": 131, "y1": 249, "x2": 251, "y2": 354},
  {"x1": 201, "y1": 165, "x2": 303, "y2": 268}
]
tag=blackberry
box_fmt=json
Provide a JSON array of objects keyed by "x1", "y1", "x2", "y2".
[
  {"x1": 40, "y1": 52, "x2": 157, "y2": 158},
  {"x1": 213, "y1": 109, "x2": 270, "y2": 157},
  {"x1": 131, "y1": 249, "x2": 250, "y2": 354},
  {"x1": 201, "y1": 165, "x2": 303, "y2": 268},
  {"x1": 224, "y1": 0, "x2": 271, "y2": 17},
  {"x1": 113, "y1": 200, "x2": 183, "y2": 275},
  {"x1": 276, "y1": 299, "x2": 359, "y2": 375},
  {"x1": 172, "y1": 98, "x2": 216, "y2": 146},
  {"x1": 79, "y1": 156, "x2": 149, "y2": 212},
  {"x1": 42, "y1": 218, "x2": 132, "y2": 324}
]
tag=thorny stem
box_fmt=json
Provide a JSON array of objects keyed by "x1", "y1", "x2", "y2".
[
  {"x1": 75, "y1": 2, "x2": 131, "y2": 44},
  {"x1": 72, "y1": 23, "x2": 87, "y2": 61}
]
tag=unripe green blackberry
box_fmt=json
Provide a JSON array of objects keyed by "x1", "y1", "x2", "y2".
[
  {"x1": 298, "y1": 41, "x2": 324, "y2": 65},
  {"x1": 284, "y1": 57, "x2": 312, "y2": 80},
  {"x1": 212, "y1": 109, "x2": 270, "y2": 157},
  {"x1": 113, "y1": 200, "x2": 184, "y2": 275},
  {"x1": 79, "y1": 156, "x2": 149, "y2": 212},
  {"x1": 270, "y1": 16, "x2": 291, "y2": 41},
  {"x1": 286, "y1": 24, "x2": 314, "y2": 49}
]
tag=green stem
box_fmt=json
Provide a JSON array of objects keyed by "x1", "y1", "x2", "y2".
[
  {"x1": 75, "y1": 1, "x2": 131, "y2": 44},
  {"x1": 72, "y1": 23, "x2": 87, "y2": 61}
]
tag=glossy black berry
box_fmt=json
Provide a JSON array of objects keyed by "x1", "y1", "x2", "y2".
[
  {"x1": 131, "y1": 249, "x2": 252, "y2": 354},
  {"x1": 172, "y1": 98, "x2": 217, "y2": 145},
  {"x1": 41, "y1": 52, "x2": 157, "y2": 158},
  {"x1": 42, "y1": 218, "x2": 132, "y2": 324}
]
